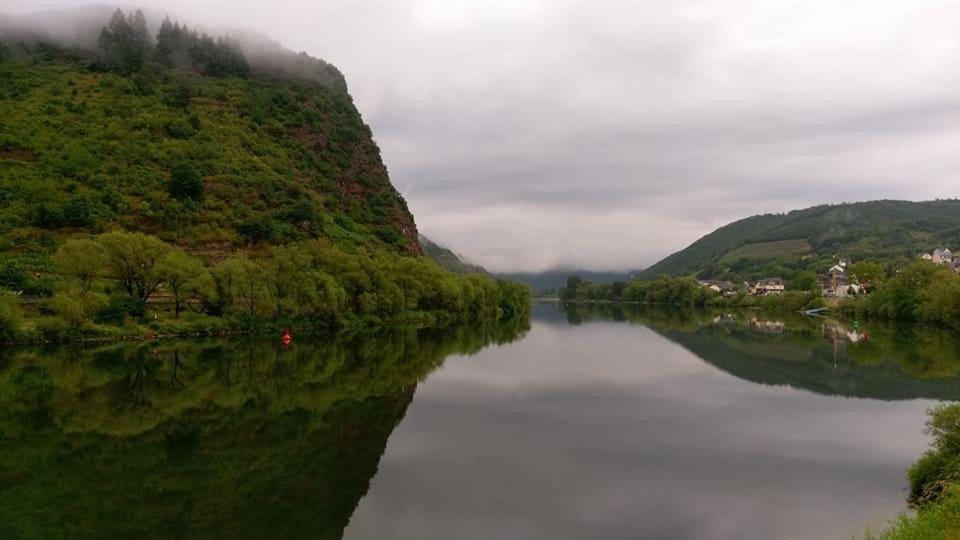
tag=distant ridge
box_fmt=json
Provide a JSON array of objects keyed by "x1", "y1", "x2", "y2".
[
  {"x1": 497, "y1": 269, "x2": 638, "y2": 293},
  {"x1": 420, "y1": 235, "x2": 488, "y2": 275},
  {"x1": 639, "y1": 199, "x2": 960, "y2": 279}
]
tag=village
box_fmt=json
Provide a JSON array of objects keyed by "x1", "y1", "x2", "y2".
[{"x1": 699, "y1": 247, "x2": 960, "y2": 298}]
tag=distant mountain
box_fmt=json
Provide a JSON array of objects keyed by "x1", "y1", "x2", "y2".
[
  {"x1": 497, "y1": 269, "x2": 638, "y2": 294},
  {"x1": 420, "y1": 235, "x2": 488, "y2": 275},
  {"x1": 639, "y1": 199, "x2": 960, "y2": 280}
]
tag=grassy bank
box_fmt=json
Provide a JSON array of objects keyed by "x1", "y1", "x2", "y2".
[{"x1": 867, "y1": 404, "x2": 960, "y2": 539}]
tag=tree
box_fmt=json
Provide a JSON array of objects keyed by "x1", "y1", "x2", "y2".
[
  {"x1": 97, "y1": 9, "x2": 148, "y2": 74},
  {"x1": 215, "y1": 256, "x2": 271, "y2": 317},
  {"x1": 157, "y1": 251, "x2": 214, "y2": 318},
  {"x1": 849, "y1": 261, "x2": 886, "y2": 290},
  {"x1": 790, "y1": 271, "x2": 818, "y2": 293},
  {"x1": 264, "y1": 246, "x2": 312, "y2": 318},
  {"x1": 169, "y1": 163, "x2": 204, "y2": 201},
  {"x1": 0, "y1": 291, "x2": 21, "y2": 341},
  {"x1": 46, "y1": 291, "x2": 107, "y2": 333},
  {"x1": 97, "y1": 231, "x2": 171, "y2": 308},
  {"x1": 55, "y1": 239, "x2": 107, "y2": 292}
]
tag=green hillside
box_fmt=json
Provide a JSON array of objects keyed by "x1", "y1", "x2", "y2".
[
  {"x1": 640, "y1": 200, "x2": 960, "y2": 280},
  {"x1": 0, "y1": 17, "x2": 418, "y2": 256},
  {"x1": 420, "y1": 234, "x2": 488, "y2": 275},
  {"x1": 0, "y1": 9, "x2": 531, "y2": 342}
]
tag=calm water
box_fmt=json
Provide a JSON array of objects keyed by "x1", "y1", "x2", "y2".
[{"x1": 3, "y1": 303, "x2": 960, "y2": 539}]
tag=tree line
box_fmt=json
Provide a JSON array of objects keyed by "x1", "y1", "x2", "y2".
[
  {"x1": 95, "y1": 9, "x2": 248, "y2": 77},
  {"x1": 0, "y1": 231, "x2": 531, "y2": 342}
]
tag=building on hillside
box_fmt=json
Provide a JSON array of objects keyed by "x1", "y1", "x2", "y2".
[
  {"x1": 820, "y1": 260, "x2": 867, "y2": 298},
  {"x1": 933, "y1": 248, "x2": 954, "y2": 265},
  {"x1": 747, "y1": 278, "x2": 784, "y2": 296},
  {"x1": 920, "y1": 253, "x2": 934, "y2": 261},
  {"x1": 700, "y1": 280, "x2": 738, "y2": 296}
]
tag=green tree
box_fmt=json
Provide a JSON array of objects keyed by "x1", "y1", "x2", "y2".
[
  {"x1": 97, "y1": 231, "x2": 172, "y2": 309},
  {"x1": 169, "y1": 163, "x2": 204, "y2": 201},
  {"x1": 849, "y1": 260, "x2": 886, "y2": 289},
  {"x1": 215, "y1": 256, "x2": 272, "y2": 317},
  {"x1": 55, "y1": 239, "x2": 107, "y2": 292},
  {"x1": 157, "y1": 251, "x2": 215, "y2": 318},
  {"x1": 790, "y1": 271, "x2": 818, "y2": 292},
  {"x1": 97, "y1": 9, "x2": 148, "y2": 74}
]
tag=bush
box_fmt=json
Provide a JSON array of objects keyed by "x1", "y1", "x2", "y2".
[
  {"x1": 168, "y1": 163, "x2": 204, "y2": 201},
  {"x1": 95, "y1": 296, "x2": 145, "y2": 326},
  {"x1": 0, "y1": 292, "x2": 22, "y2": 341}
]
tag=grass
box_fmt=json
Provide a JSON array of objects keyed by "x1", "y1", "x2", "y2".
[
  {"x1": 866, "y1": 488, "x2": 960, "y2": 539},
  {"x1": 720, "y1": 239, "x2": 812, "y2": 262}
]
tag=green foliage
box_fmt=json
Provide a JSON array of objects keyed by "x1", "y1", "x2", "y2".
[
  {"x1": 155, "y1": 16, "x2": 249, "y2": 77},
  {"x1": 98, "y1": 231, "x2": 172, "y2": 307},
  {"x1": 867, "y1": 485, "x2": 960, "y2": 540},
  {"x1": 0, "y1": 292, "x2": 22, "y2": 341},
  {"x1": 903, "y1": 404, "x2": 960, "y2": 508},
  {"x1": 790, "y1": 271, "x2": 818, "y2": 292},
  {"x1": 641, "y1": 200, "x2": 960, "y2": 281},
  {"x1": 420, "y1": 234, "x2": 489, "y2": 275},
  {"x1": 55, "y1": 238, "x2": 107, "y2": 291},
  {"x1": 168, "y1": 162, "x2": 204, "y2": 201},
  {"x1": 156, "y1": 251, "x2": 215, "y2": 318},
  {"x1": 0, "y1": 27, "x2": 416, "y2": 255},
  {"x1": 96, "y1": 9, "x2": 150, "y2": 74}
]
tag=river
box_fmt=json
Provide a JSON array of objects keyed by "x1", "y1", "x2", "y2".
[{"x1": 3, "y1": 302, "x2": 958, "y2": 539}]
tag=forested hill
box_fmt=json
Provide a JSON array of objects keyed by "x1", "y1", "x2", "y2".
[
  {"x1": 639, "y1": 200, "x2": 960, "y2": 280},
  {"x1": 498, "y1": 269, "x2": 638, "y2": 294},
  {"x1": 0, "y1": 7, "x2": 420, "y2": 256},
  {"x1": 420, "y1": 235, "x2": 489, "y2": 275}
]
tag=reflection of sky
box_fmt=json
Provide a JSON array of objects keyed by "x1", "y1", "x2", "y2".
[{"x1": 345, "y1": 305, "x2": 933, "y2": 540}]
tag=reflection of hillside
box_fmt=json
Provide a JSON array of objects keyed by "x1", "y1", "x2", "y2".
[
  {"x1": 556, "y1": 303, "x2": 960, "y2": 401},
  {"x1": 0, "y1": 319, "x2": 529, "y2": 539}
]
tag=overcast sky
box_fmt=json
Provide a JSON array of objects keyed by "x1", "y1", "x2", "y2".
[{"x1": 5, "y1": 1, "x2": 960, "y2": 272}]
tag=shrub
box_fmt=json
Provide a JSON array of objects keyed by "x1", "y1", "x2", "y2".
[
  {"x1": 0, "y1": 291, "x2": 22, "y2": 341},
  {"x1": 168, "y1": 163, "x2": 204, "y2": 201}
]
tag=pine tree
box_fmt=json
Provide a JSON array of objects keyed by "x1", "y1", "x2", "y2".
[{"x1": 97, "y1": 8, "x2": 148, "y2": 74}]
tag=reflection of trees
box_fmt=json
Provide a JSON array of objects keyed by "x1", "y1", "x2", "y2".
[
  {"x1": 558, "y1": 303, "x2": 960, "y2": 400},
  {"x1": 0, "y1": 318, "x2": 529, "y2": 538}
]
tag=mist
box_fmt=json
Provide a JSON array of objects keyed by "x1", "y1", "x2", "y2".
[{"x1": 3, "y1": 1, "x2": 960, "y2": 273}]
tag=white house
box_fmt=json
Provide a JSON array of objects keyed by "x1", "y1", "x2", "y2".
[{"x1": 933, "y1": 248, "x2": 953, "y2": 265}]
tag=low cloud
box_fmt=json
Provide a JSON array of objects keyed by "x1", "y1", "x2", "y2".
[{"x1": 5, "y1": 0, "x2": 960, "y2": 271}]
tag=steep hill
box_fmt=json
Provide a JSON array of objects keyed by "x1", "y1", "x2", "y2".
[
  {"x1": 420, "y1": 235, "x2": 488, "y2": 275},
  {"x1": 640, "y1": 200, "x2": 960, "y2": 280},
  {"x1": 0, "y1": 9, "x2": 420, "y2": 258}
]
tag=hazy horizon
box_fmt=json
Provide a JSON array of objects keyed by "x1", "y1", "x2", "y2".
[{"x1": 4, "y1": 1, "x2": 960, "y2": 273}]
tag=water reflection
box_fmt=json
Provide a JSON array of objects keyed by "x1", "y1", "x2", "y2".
[
  {"x1": 0, "y1": 319, "x2": 529, "y2": 539},
  {"x1": 345, "y1": 302, "x2": 951, "y2": 540},
  {"x1": 560, "y1": 302, "x2": 960, "y2": 400}
]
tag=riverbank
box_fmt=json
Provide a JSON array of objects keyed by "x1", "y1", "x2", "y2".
[
  {"x1": 866, "y1": 404, "x2": 960, "y2": 539},
  {"x1": 0, "y1": 306, "x2": 531, "y2": 348}
]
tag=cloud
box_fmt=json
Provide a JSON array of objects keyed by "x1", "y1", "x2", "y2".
[{"x1": 4, "y1": 0, "x2": 960, "y2": 271}]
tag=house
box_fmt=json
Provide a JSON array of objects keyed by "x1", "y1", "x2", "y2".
[
  {"x1": 933, "y1": 248, "x2": 953, "y2": 265},
  {"x1": 747, "y1": 278, "x2": 784, "y2": 296},
  {"x1": 821, "y1": 264, "x2": 848, "y2": 298},
  {"x1": 699, "y1": 280, "x2": 737, "y2": 296},
  {"x1": 920, "y1": 253, "x2": 934, "y2": 261}
]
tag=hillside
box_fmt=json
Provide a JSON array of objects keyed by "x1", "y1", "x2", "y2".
[
  {"x1": 0, "y1": 9, "x2": 532, "y2": 342},
  {"x1": 498, "y1": 269, "x2": 638, "y2": 294},
  {"x1": 0, "y1": 9, "x2": 420, "y2": 257},
  {"x1": 420, "y1": 235, "x2": 488, "y2": 275},
  {"x1": 640, "y1": 200, "x2": 960, "y2": 280}
]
